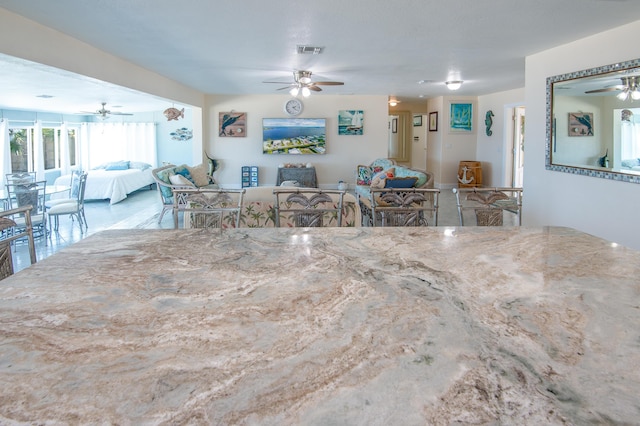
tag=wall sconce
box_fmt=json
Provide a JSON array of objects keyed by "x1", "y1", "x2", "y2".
[{"x1": 445, "y1": 80, "x2": 463, "y2": 91}]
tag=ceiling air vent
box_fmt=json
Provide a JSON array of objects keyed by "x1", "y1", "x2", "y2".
[{"x1": 296, "y1": 45, "x2": 324, "y2": 55}]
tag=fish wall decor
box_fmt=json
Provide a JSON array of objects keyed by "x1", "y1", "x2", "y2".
[{"x1": 164, "y1": 107, "x2": 185, "y2": 121}]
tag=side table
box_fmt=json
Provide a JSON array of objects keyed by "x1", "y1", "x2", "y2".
[{"x1": 276, "y1": 167, "x2": 318, "y2": 188}]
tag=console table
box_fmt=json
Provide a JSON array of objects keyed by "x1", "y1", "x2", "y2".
[
  {"x1": 276, "y1": 166, "x2": 317, "y2": 187},
  {"x1": 1, "y1": 227, "x2": 639, "y2": 423}
]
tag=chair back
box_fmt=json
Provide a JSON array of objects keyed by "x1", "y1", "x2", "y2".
[
  {"x1": 5, "y1": 172, "x2": 36, "y2": 185},
  {"x1": 274, "y1": 188, "x2": 346, "y2": 227},
  {"x1": 6, "y1": 180, "x2": 47, "y2": 237},
  {"x1": 452, "y1": 187, "x2": 523, "y2": 226},
  {"x1": 0, "y1": 206, "x2": 37, "y2": 279},
  {"x1": 367, "y1": 187, "x2": 440, "y2": 226},
  {"x1": 173, "y1": 188, "x2": 246, "y2": 229}
]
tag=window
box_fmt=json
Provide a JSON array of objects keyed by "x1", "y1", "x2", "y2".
[{"x1": 9, "y1": 126, "x2": 78, "y2": 173}]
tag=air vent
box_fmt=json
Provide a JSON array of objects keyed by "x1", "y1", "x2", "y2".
[{"x1": 297, "y1": 45, "x2": 324, "y2": 55}]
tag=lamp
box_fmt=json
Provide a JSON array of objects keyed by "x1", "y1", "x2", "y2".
[
  {"x1": 616, "y1": 76, "x2": 639, "y2": 101},
  {"x1": 301, "y1": 86, "x2": 311, "y2": 97},
  {"x1": 289, "y1": 86, "x2": 300, "y2": 97},
  {"x1": 388, "y1": 98, "x2": 400, "y2": 107},
  {"x1": 445, "y1": 80, "x2": 463, "y2": 91}
]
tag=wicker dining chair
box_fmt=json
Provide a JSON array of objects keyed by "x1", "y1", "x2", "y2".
[
  {"x1": 173, "y1": 188, "x2": 246, "y2": 229},
  {"x1": 0, "y1": 206, "x2": 37, "y2": 280},
  {"x1": 452, "y1": 187, "x2": 523, "y2": 226},
  {"x1": 273, "y1": 188, "x2": 346, "y2": 227}
]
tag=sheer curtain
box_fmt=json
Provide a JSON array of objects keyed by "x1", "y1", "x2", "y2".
[
  {"x1": 79, "y1": 122, "x2": 156, "y2": 170},
  {"x1": 0, "y1": 120, "x2": 10, "y2": 180},
  {"x1": 621, "y1": 120, "x2": 640, "y2": 160}
]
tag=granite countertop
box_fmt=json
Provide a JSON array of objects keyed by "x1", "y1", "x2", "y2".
[{"x1": 0, "y1": 227, "x2": 638, "y2": 424}]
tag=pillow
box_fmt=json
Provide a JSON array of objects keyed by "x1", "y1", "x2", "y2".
[
  {"x1": 169, "y1": 174, "x2": 195, "y2": 187},
  {"x1": 621, "y1": 158, "x2": 640, "y2": 168},
  {"x1": 370, "y1": 168, "x2": 395, "y2": 189},
  {"x1": 385, "y1": 176, "x2": 418, "y2": 188},
  {"x1": 173, "y1": 165, "x2": 194, "y2": 183},
  {"x1": 186, "y1": 163, "x2": 210, "y2": 187},
  {"x1": 104, "y1": 160, "x2": 130, "y2": 171},
  {"x1": 129, "y1": 161, "x2": 152, "y2": 170},
  {"x1": 156, "y1": 169, "x2": 176, "y2": 198},
  {"x1": 356, "y1": 165, "x2": 384, "y2": 186}
]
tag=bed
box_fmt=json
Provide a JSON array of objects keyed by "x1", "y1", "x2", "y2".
[{"x1": 54, "y1": 161, "x2": 155, "y2": 204}]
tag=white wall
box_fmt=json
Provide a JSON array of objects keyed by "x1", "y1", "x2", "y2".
[
  {"x1": 525, "y1": 20, "x2": 640, "y2": 250},
  {"x1": 477, "y1": 88, "x2": 525, "y2": 187},
  {"x1": 205, "y1": 94, "x2": 389, "y2": 188}
]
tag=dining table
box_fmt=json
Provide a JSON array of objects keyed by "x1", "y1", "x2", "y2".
[{"x1": 0, "y1": 226, "x2": 638, "y2": 424}]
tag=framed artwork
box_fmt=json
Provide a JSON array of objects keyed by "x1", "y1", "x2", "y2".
[
  {"x1": 338, "y1": 110, "x2": 364, "y2": 135},
  {"x1": 568, "y1": 112, "x2": 594, "y2": 136},
  {"x1": 413, "y1": 115, "x2": 422, "y2": 127},
  {"x1": 392, "y1": 118, "x2": 397, "y2": 133},
  {"x1": 449, "y1": 102, "x2": 474, "y2": 133},
  {"x1": 219, "y1": 112, "x2": 246, "y2": 137},
  {"x1": 428, "y1": 112, "x2": 438, "y2": 132}
]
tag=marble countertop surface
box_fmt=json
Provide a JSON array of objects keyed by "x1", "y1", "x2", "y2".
[{"x1": 0, "y1": 227, "x2": 639, "y2": 424}]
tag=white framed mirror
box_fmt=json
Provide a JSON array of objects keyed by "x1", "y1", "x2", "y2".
[{"x1": 546, "y1": 58, "x2": 640, "y2": 184}]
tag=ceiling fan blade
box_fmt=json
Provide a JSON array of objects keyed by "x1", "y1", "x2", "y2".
[
  {"x1": 308, "y1": 85, "x2": 322, "y2": 92},
  {"x1": 585, "y1": 86, "x2": 623, "y2": 94},
  {"x1": 109, "y1": 112, "x2": 134, "y2": 116},
  {"x1": 312, "y1": 81, "x2": 344, "y2": 86},
  {"x1": 276, "y1": 86, "x2": 294, "y2": 91}
]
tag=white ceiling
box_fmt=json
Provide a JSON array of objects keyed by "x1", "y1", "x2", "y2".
[{"x1": 1, "y1": 0, "x2": 640, "y2": 114}]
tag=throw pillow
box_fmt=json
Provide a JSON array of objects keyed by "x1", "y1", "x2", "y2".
[
  {"x1": 370, "y1": 168, "x2": 395, "y2": 188},
  {"x1": 356, "y1": 165, "x2": 384, "y2": 186},
  {"x1": 169, "y1": 174, "x2": 195, "y2": 187},
  {"x1": 173, "y1": 165, "x2": 195, "y2": 184},
  {"x1": 104, "y1": 160, "x2": 130, "y2": 171},
  {"x1": 385, "y1": 176, "x2": 418, "y2": 188},
  {"x1": 187, "y1": 163, "x2": 210, "y2": 187}
]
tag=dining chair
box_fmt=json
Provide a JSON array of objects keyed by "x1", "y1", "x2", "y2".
[
  {"x1": 6, "y1": 180, "x2": 48, "y2": 238},
  {"x1": 173, "y1": 188, "x2": 246, "y2": 229},
  {"x1": 0, "y1": 206, "x2": 37, "y2": 280},
  {"x1": 273, "y1": 188, "x2": 346, "y2": 227},
  {"x1": 5, "y1": 172, "x2": 36, "y2": 185},
  {"x1": 366, "y1": 187, "x2": 440, "y2": 227},
  {"x1": 452, "y1": 187, "x2": 523, "y2": 226},
  {"x1": 46, "y1": 171, "x2": 88, "y2": 232},
  {"x1": 45, "y1": 169, "x2": 82, "y2": 209}
]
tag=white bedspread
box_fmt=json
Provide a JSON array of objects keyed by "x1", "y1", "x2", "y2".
[{"x1": 54, "y1": 168, "x2": 155, "y2": 204}]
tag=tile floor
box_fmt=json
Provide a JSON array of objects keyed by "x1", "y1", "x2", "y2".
[{"x1": 9, "y1": 186, "x2": 463, "y2": 273}]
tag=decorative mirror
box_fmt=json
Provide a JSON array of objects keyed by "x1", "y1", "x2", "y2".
[{"x1": 546, "y1": 58, "x2": 640, "y2": 184}]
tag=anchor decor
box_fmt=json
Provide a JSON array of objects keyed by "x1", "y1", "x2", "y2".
[{"x1": 458, "y1": 166, "x2": 475, "y2": 185}]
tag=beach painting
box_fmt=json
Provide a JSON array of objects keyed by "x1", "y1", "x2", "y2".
[
  {"x1": 449, "y1": 102, "x2": 473, "y2": 132},
  {"x1": 262, "y1": 118, "x2": 326, "y2": 154},
  {"x1": 338, "y1": 110, "x2": 364, "y2": 135}
]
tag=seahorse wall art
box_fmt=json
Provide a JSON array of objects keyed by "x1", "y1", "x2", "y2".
[{"x1": 485, "y1": 110, "x2": 494, "y2": 136}]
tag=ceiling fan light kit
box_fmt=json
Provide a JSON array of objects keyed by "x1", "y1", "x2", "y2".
[
  {"x1": 445, "y1": 80, "x2": 463, "y2": 91},
  {"x1": 264, "y1": 70, "x2": 344, "y2": 97}
]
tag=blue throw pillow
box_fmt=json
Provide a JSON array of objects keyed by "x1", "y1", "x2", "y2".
[
  {"x1": 105, "y1": 160, "x2": 130, "y2": 170},
  {"x1": 385, "y1": 177, "x2": 418, "y2": 188}
]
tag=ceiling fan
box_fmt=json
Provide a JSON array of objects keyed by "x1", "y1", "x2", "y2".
[
  {"x1": 585, "y1": 76, "x2": 640, "y2": 100},
  {"x1": 81, "y1": 102, "x2": 134, "y2": 118},
  {"x1": 263, "y1": 70, "x2": 344, "y2": 96}
]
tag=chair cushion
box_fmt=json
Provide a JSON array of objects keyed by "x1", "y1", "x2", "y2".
[
  {"x1": 45, "y1": 198, "x2": 74, "y2": 208},
  {"x1": 47, "y1": 201, "x2": 79, "y2": 214}
]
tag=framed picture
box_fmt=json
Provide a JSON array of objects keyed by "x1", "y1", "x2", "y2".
[
  {"x1": 413, "y1": 115, "x2": 422, "y2": 127},
  {"x1": 449, "y1": 102, "x2": 474, "y2": 133},
  {"x1": 219, "y1": 112, "x2": 246, "y2": 137},
  {"x1": 568, "y1": 112, "x2": 594, "y2": 136},
  {"x1": 338, "y1": 110, "x2": 364, "y2": 135},
  {"x1": 392, "y1": 118, "x2": 397, "y2": 133},
  {"x1": 428, "y1": 112, "x2": 438, "y2": 132}
]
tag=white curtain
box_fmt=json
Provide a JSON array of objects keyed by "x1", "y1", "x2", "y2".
[
  {"x1": 82, "y1": 122, "x2": 156, "y2": 170},
  {"x1": 0, "y1": 120, "x2": 11, "y2": 180},
  {"x1": 59, "y1": 122, "x2": 71, "y2": 176},
  {"x1": 33, "y1": 121, "x2": 45, "y2": 181},
  {"x1": 621, "y1": 121, "x2": 640, "y2": 160}
]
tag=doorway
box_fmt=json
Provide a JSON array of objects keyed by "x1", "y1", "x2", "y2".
[{"x1": 507, "y1": 106, "x2": 525, "y2": 187}]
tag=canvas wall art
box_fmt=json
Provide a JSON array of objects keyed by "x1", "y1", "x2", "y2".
[
  {"x1": 449, "y1": 102, "x2": 473, "y2": 132},
  {"x1": 219, "y1": 112, "x2": 246, "y2": 137},
  {"x1": 338, "y1": 110, "x2": 363, "y2": 135}
]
